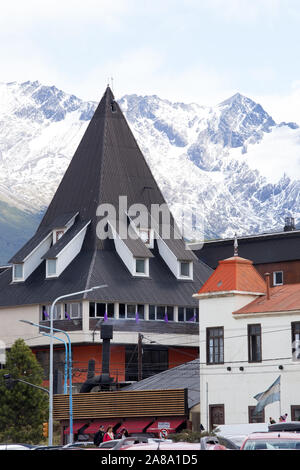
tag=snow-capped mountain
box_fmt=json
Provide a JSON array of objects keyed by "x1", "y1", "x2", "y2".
[{"x1": 0, "y1": 80, "x2": 300, "y2": 263}]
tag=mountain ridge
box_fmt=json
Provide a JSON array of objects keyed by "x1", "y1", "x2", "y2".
[{"x1": 0, "y1": 80, "x2": 299, "y2": 264}]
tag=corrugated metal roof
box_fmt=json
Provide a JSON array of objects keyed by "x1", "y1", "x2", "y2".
[
  {"x1": 195, "y1": 231, "x2": 300, "y2": 269},
  {"x1": 234, "y1": 283, "x2": 300, "y2": 314},
  {"x1": 123, "y1": 359, "x2": 200, "y2": 409},
  {"x1": 198, "y1": 256, "x2": 266, "y2": 295}
]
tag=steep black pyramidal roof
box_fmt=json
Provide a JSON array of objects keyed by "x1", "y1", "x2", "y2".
[
  {"x1": 0, "y1": 86, "x2": 212, "y2": 307},
  {"x1": 40, "y1": 86, "x2": 174, "y2": 249}
]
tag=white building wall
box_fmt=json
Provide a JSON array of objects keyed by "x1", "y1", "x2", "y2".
[
  {"x1": 23, "y1": 235, "x2": 52, "y2": 281},
  {"x1": 56, "y1": 225, "x2": 89, "y2": 277},
  {"x1": 199, "y1": 293, "x2": 300, "y2": 428}
]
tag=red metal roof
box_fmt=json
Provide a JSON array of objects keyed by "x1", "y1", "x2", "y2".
[
  {"x1": 198, "y1": 256, "x2": 266, "y2": 295},
  {"x1": 147, "y1": 417, "x2": 186, "y2": 433},
  {"x1": 115, "y1": 418, "x2": 154, "y2": 434},
  {"x1": 83, "y1": 419, "x2": 121, "y2": 434},
  {"x1": 64, "y1": 421, "x2": 89, "y2": 434},
  {"x1": 234, "y1": 283, "x2": 300, "y2": 315}
]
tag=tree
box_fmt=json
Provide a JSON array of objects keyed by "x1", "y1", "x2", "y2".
[{"x1": 0, "y1": 338, "x2": 48, "y2": 443}]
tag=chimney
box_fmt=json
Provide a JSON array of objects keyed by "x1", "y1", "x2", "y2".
[
  {"x1": 284, "y1": 216, "x2": 295, "y2": 232},
  {"x1": 264, "y1": 273, "x2": 271, "y2": 300}
]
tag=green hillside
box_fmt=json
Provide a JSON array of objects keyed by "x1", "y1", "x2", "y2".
[{"x1": 0, "y1": 201, "x2": 43, "y2": 265}]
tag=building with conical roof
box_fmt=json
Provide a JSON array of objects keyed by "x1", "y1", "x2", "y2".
[{"x1": 0, "y1": 86, "x2": 212, "y2": 390}]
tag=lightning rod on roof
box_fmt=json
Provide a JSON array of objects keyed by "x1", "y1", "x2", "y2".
[{"x1": 234, "y1": 232, "x2": 238, "y2": 257}]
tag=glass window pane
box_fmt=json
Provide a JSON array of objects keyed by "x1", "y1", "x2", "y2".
[
  {"x1": 180, "y1": 262, "x2": 190, "y2": 277},
  {"x1": 136, "y1": 259, "x2": 145, "y2": 274},
  {"x1": 119, "y1": 304, "x2": 125, "y2": 319},
  {"x1": 14, "y1": 264, "x2": 23, "y2": 279},
  {"x1": 178, "y1": 307, "x2": 184, "y2": 322},
  {"x1": 89, "y1": 302, "x2": 95, "y2": 318},
  {"x1": 167, "y1": 306, "x2": 174, "y2": 321},
  {"x1": 149, "y1": 305, "x2": 156, "y2": 320},
  {"x1": 96, "y1": 303, "x2": 106, "y2": 317},
  {"x1": 71, "y1": 303, "x2": 79, "y2": 318},
  {"x1": 127, "y1": 304, "x2": 136, "y2": 319},
  {"x1": 47, "y1": 259, "x2": 57, "y2": 276},
  {"x1": 137, "y1": 304, "x2": 144, "y2": 320},
  {"x1": 157, "y1": 306, "x2": 165, "y2": 320},
  {"x1": 107, "y1": 303, "x2": 114, "y2": 317},
  {"x1": 186, "y1": 308, "x2": 194, "y2": 321}
]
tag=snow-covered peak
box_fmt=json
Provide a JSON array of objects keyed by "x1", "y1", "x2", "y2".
[{"x1": 0, "y1": 80, "x2": 299, "y2": 246}]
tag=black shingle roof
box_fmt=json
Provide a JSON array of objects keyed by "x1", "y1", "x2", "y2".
[{"x1": 194, "y1": 230, "x2": 300, "y2": 269}]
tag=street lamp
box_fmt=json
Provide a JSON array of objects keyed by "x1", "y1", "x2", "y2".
[
  {"x1": 21, "y1": 284, "x2": 107, "y2": 445},
  {"x1": 20, "y1": 319, "x2": 72, "y2": 444}
]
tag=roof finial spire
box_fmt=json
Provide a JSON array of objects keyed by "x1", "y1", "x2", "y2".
[{"x1": 234, "y1": 232, "x2": 238, "y2": 257}]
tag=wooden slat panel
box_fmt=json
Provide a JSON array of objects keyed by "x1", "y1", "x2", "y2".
[{"x1": 53, "y1": 389, "x2": 187, "y2": 420}]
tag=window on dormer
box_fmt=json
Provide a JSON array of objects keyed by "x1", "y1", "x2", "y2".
[
  {"x1": 180, "y1": 261, "x2": 190, "y2": 278},
  {"x1": 273, "y1": 271, "x2": 283, "y2": 286},
  {"x1": 13, "y1": 264, "x2": 24, "y2": 281},
  {"x1": 47, "y1": 259, "x2": 57, "y2": 277},
  {"x1": 136, "y1": 258, "x2": 146, "y2": 274},
  {"x1": 55, "y1": 230, "x2": 65, "y2": 242}
]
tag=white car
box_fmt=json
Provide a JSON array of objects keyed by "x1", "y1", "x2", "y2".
[{"x1": 0, "y1": 444, "x2": 31, "y2": 450}]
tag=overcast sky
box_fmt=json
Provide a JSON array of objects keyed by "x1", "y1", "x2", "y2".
[{"x1": 1, "y1": 0, "x2": 300, "y2": 122}]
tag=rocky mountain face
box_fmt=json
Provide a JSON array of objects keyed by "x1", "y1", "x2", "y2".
[{"x1": 0, "y1": 80, "x2": 299, "y2": 263}]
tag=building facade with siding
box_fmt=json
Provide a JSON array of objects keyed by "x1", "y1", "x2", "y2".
[{"x1": 194, "y1": 254, "x2": 300, "y2": 430}]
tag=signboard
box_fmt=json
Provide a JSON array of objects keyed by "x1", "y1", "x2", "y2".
[
  {"x1": 159, "y1": 429, "x2": 169, "y2": 439},
  {"x1": 157, "y1": 422, "x2": 171, "y2": 429}
]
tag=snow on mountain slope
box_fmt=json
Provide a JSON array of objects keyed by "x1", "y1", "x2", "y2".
[{"x1": 0, "y1": 80, "x2": 299, "y2": 247}]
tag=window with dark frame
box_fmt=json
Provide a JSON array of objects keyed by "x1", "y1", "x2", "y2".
[
  {"x1": 248, "y1": 406, "x2": 265, "y2": 423},
  {"x1": 206, "y1": 327, "x2": 224, "y2": 364},
  {"x1": 89, "y1": 302, "x2": 114, "y2": 319},
  {"x1": 291, "y1": 322, "x2": 300, "y2": 360},
  {"x1": 248, "y1": 324, "x2": 262, "y2": 362},
  {"x1": 273, "y1": 271, "x2": 283, "y2": 286}
]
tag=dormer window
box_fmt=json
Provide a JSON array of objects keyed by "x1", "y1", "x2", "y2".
[
  {"x1": 46, "y1": 259, "x2": 57, "y2": 277},
  {"x1": 178, "y1": 261, "x2": 193, "y2": 280},
  {"x1": 139, "y1": 228, "x2": 154, "y2": 248},
  {"x1": 13, "y1": 264, "x2": 24, "y2": 282},
  {"x1": 53, "y1": 229, "x2": 65, "y2": 244},
  {"x1": 180, "y1": 262, "x2": 190, "y2": 277},
  {"x1": 135, "y1": 258, "x2": 149, "y2": 276}
]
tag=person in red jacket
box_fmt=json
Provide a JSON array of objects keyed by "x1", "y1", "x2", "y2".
[{"x1": 103, "y1": 426, "x2": 115, "y2": 442}]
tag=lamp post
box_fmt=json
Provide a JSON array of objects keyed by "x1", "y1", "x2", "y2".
[
  {"x1": 20, "y1": 284, "x2": 107, "y2": 445},
  {"x1": 20, "y1": 319, "x2": 72, "y2": 444}
]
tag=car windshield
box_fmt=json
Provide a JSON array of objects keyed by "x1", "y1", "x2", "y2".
[{"x1": 243, "y1": 439, "x2": 300, "y2": 450}]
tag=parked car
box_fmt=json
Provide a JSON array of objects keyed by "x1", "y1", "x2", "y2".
[
  {"x1": 0, "y1": 443, "x2": 33, "y2": 450},
  {"x1": 62, "y1": 441, "x2": 94, "y2": 449},
  {"x1": 98, "y1": 436, "x2": 168, "y2": 450},
  {"x1": 119, "y1": 441, "x2": 201, "y2": 451},
  {"x1": 240, "y1": 432, "x2": 300, "y2": 450},
  {"x1": 268, "y1": 421, "x2": 300, "y2": 433},
  {"x1": 214, "y1": 423, "x2": 269, "y2": 449}
]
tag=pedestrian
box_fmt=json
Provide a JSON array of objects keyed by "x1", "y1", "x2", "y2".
[
  {"x1": 93, "y1": 425, "x2": 105, "y2": 446},
  {"x1": 103, "y1": 426, "x2": 115, "y2": 442},
  {"x1": 116, "y1": 428, "x2": 129, "y2": 439},
  {"x1": 269, "y1": 417, "x2": 276, "y2": 424},
  {"x1": 282, "y1": 413, "x2": 288, "y2": 421}
]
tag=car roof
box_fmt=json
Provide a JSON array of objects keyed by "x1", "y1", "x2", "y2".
[
  {"x1": 122, "y1": 442, "x2": 201, "y2": 450},
  {"x1": 245, "y1": 432, "x2": 300, "y2": 439}
]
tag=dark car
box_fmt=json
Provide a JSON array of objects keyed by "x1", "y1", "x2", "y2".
[{"x1": 268, "y1": 421, "x2": 300, "y2": 433}]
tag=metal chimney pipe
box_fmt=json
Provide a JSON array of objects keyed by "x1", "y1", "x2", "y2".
[
  {"x1": 100, "y1": 324, "x2": 113, "y2": 377},
  {"x1": 264, "y1": 273, "x2": 271, "y2": 300}
]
